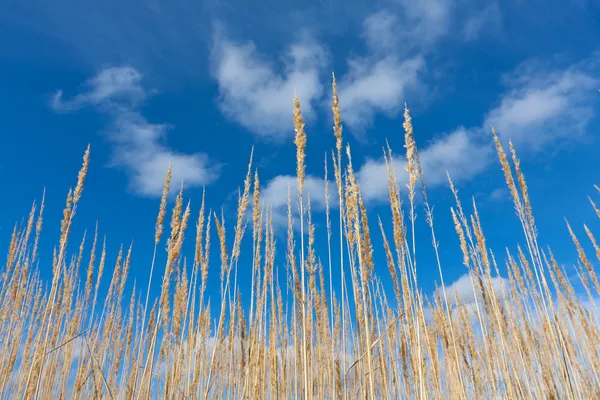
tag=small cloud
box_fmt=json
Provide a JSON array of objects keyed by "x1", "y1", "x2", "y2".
[
  {"x1": 419, "y1": 127, "x2": 492, "y2": 184},
  {"x1": 356, "y1": 156, "x2": 405, "y2": 203},
  {"x1": 210, "y1": 31, "x2": 327, "y2": 139},
  {"x1": 261, "y1": 175, "x2": 329, "y2": 211},
  {"x1": 393, "y1": 0, "x2": 454, "y2": 45},
  {"x1": 361, "y1": 11, "x2": 399, "y2": 53},
  {"x1": 484, "y1": 53, "x2": 600, "y2": 150},
  {"x1": 488, "y1": 187, "x2": 510, "y2": 202},
  {"x1": 444, "y1": 273, "x2": 509, "y2": 307},
  {"x1": 336, "y1": 11, "x2": 425, "y2": 132},
  {"x1": 50, "y1": 67, "x2": 145, "y2": 112},
  {"x1": 260, "y1": 174, "x2": 334, "y2": 230},
  {"x1": 337, "y1": 56, "x2": 424, "y2": 132},
  {"x1": 108, "y1": 111, "x2": 219, "y2": 197},
  {"x1": 424, "y1": 272, "x2": 510, "y2": 323},
  {"x1": 51, "y1": 66, "x2": 219, "y2": 197},
  {"x1": 357, "y1": 127, "x2": 492, "y2": 203}
]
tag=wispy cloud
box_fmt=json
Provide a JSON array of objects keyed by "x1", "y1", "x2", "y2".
[
  {"x1": 393, "y1": 0, "x2": 454, "y2": 45},
  {"x1": 51, "y1": 67, "x2": 146, "y2": 112},
  {"x1": 260, "y1": 174, "x2": 334, "y2": 230},
  {"x1": 210, "y1": 31, "x2": 327, "y2": 139},
  {"x1": 357, "y1": 127, "x2": 491, "y2": 203},
  {"x1": 488, "y1": 187, "x2": 510, "y2": 202},
  {"x1": 51, "y1": 66, "x2": 219, "y2": 197},
  {"x1": 107, "y1": 111, "x2": 219, "y2": 197},
  {"x1": 423, "y1": 272, "x2": 510, "y2": 323},
  {"x1": 444, "y1": 273, "x2": 509, "y2": 307},
  {"x1": 484, "y1": 53, "x2": 600, "y2": 150},
  {"x1": 336, "y1": 11, "x2": 425, "y2": 132}
]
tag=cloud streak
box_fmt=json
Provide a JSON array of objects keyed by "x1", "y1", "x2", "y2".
[
  {"x1": 484, "y1": 54, "x2": 600, "y2": 149},
  {"x1": 51, "y1": 67, "x2": 146, "y2": 112},
  {"x1": 51, "y1": 66, "x2": 219, "y2": 197}
]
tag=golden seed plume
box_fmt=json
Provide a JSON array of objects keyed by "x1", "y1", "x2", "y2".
[
  {"x1": 195, "y1": 188, "x2": 206, "y2": 265},
  {"x1": 84, "y1": 222, "x2": 98, "y2": 304},
  {"x1": 170, "y1": 184, "x2": 184, "y2": 244},
  {"x1": 155, "y1": 163, "x2": 172, "y2": 245},
  {"x1": 293, "y1": 94, "x2": 307, "y2": 196},
  {"x1": 492, "y1": 126, "x2": 523, "y2": 212},
  {"x1": 73, "y1": 144, "x2": 90, "y2": 206},
  {"x1": 451, "y1": 208, "x2": 469, "y2": 268},
  {"x1": 589, "y1": 196, "x2": 600, "y2": 219},
  {"x1": 332, "y1": 73, "x2": 343, "y2": 155},
  {"x1": 403, "y1": 105, "x2": 418, "y2": 203}
]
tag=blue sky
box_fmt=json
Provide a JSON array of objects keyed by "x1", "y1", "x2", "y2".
[{"x1": 0, "y1": 0, "x2": 599, "y2": 309}]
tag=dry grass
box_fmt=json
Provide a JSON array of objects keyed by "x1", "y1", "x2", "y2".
[{"x1": 1, "y1": 78, "x2": 600, "y2": 399}]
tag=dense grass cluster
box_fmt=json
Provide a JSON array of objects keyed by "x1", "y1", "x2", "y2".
[{"x1": 1, "y1": 78, "x2": 599, "y2": 399}]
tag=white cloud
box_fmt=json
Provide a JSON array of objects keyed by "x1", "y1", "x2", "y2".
[
  {"x1": 394, "y1": 0, "x2": 454, "y2": 44},
  {"x1": 338, "y1": 1, "x2": 511, "y2": 132},
  {"x1": 361, "y1": 11, "x2": 399, "y2": 53},
  {"x1": 211, "y1": 33, "x2": 327, "y2": 139},
  {"x1": 423, "y1": 272, "x2": 510, "y2": 324},
  {"x1": 418, "y1": 127, "x2": 492, "y2": 184},
  {"x1": 51, "y1": 66, "x2": 219, "y2": 197},
  {"x1": 336, "y1": 11, "x2": 425, "y2": 131},
  {"x1": 488, "y1": 187, "x2": 510, "y2": 202},
  {"x1": 484, "y1": 55, "x2": 600, "y2": 150},
  {"x1": 210, "y1": 1, "x2": 497, "y2": 137},
  {"x1": 444, "y1": 273, "x2": 509, "y2": 307},
  {"x1": 260, "y1": 174, "x2": 334, "y2": 230},
  {"x1": 369, "y1": 0, "x2": 502, "y2": 48},
  {"x1": 338, "y1": 55, "x2": 424, "y2": 130},
  {"x1": 51, "y1": 67, "x2": 146, "y2": 112},
  {"x1": 261, "y1": 175, "x2": 329, "y2": 211},
  {"x1": 108, "y1": 111, "x2": 219, "y2": 196},
  {"x1": 356, "y1": 157, "x2": 404, "y2": 203},
  {"x1": 357, "y1": 127, "x2": 491, "y2": 203}
]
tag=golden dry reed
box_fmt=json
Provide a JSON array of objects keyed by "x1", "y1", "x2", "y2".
[{"x1": 1, "y1": 79, "x2": 599, "y2": 400}]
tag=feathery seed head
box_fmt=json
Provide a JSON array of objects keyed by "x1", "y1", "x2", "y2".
[
  {"x1": 155, "y1": 163, "x2": 172, "y2": 245},
  {"x1": 293, "y1": 94, "x2": 307, "y2": 196},
  {"x1": 332, "y1": 73, "x2": 343, "y2": 154},
  {"x1": 170, "y1": 184, "x2": 184, "y2": 244},
  {"x1": 73, "y1": 144, "x2": 90, "y2": 206},
  {"x1": 403, "y1": 104, "x2": 417, "y2": 202},
  {"x1": 195, "y1": 188, "x2": 206, "y2": 265}
]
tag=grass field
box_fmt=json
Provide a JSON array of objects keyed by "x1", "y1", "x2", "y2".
[{"x1": 1, "y1": 78, "x2": 599, "y2": 399}]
